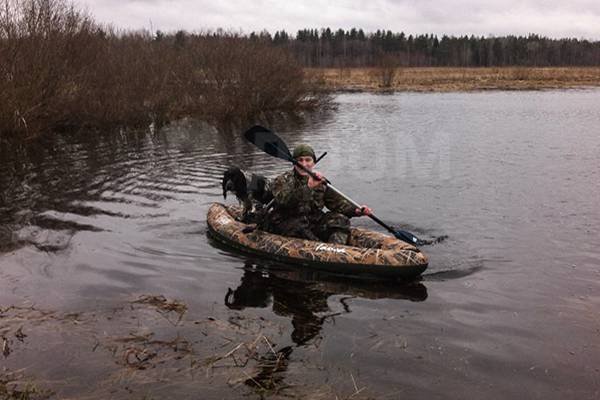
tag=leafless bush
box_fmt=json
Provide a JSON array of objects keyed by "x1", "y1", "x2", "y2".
[
  {"x1": 0, "y1": 0, "x2": 330, "y2": 141},
  {"x1": 371, "y1": 53, "x2": 401, "y2": 88},
  {"x1": 185, "y1": 36, "x2": 328, "y2": 126},
  {"x1": 0, "y1": 0, "x2": 99, "y2": 138},
  {"x1": 71, "y1": 30, "x2": 181, "y2": 128}
]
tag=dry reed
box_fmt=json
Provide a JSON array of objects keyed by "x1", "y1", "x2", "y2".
[{"x1": 309, "y1": 66, "x2": 600, "y2": 92}]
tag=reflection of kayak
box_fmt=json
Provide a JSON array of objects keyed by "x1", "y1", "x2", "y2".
[
  {"x1": 226, "y1": 264, "x2": 428, "y2": 307},
  {"x1": 225, "y1": 266, "x2": 427, "y2": 345},
  {"x1": 207, "y1": 203, "x2": 428, "y2": 279}
]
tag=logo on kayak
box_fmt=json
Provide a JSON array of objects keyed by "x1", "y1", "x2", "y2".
[
  {"x1": 315, "y1": 243, "x2": 347, "y2": 254},
  {"x1": 216, "y1": 216, "x2": 232, "y2": 225}
]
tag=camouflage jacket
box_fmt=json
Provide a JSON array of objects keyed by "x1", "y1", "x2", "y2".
[{"x1": 271, "y1": 170, "x2": 356, "y2": 218}]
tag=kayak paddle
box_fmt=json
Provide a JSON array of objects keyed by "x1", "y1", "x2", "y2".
[{"x1": 243, "y1": 125, "x2": 425, "y2": 246}]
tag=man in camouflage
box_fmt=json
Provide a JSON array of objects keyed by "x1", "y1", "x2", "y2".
[{"x1": 267, "y1": 144, "x2": 372, "y2": 245}]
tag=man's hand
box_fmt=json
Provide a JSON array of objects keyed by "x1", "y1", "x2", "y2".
[
  {"x1": 355, "y1": 205, "x2": 372, "y2": 216},
  {"x1": 307, "y1": 171, "x2": 325, "y2": 189}
]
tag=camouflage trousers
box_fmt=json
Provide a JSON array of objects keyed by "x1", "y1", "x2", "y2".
[{"x1": 266, "y1": 211, "x2": 351, "y2": 244}]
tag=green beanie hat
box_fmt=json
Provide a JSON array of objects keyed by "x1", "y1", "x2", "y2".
[{"x1": 292, "y1": 144, "x2": 316, "y2": 161}]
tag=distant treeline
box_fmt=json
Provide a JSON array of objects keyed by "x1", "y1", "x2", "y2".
[{"x1": 241, "y1": 28, "x2": 600, "y2": 67}]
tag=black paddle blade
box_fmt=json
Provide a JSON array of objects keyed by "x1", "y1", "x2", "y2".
[
  {"x1": 244, "y1": 125, "x2": 293, "y2": 162},
  {"x1": 393, "y1": 229, "x2": 425, "y2": 247}
]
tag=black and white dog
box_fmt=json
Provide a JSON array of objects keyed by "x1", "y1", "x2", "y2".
[{"x1": 222, "y1": 167, "x2": 273, "y2": 223}]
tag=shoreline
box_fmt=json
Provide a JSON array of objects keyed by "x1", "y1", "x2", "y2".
[{"x1": 307, "y1": 66, "x2": 600, "y2": 92}]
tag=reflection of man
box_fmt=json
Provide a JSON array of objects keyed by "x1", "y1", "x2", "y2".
[
  {"x1": 225, "y1": 267, "x2": 428, "y2": 346},
  {"x1": 272, "y1": 286, "x2": 330, "y2": 346},
  {"x1": 268, "y1": 144, "x2": 372, "y2": 245},
  {"x1": 225, "y1": 268, "x2": 330, "y2": 346}
]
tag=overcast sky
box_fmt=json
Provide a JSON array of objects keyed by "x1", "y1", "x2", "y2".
[{"x1": 73, "y1": 0, "x2": 600, "y2": 39}]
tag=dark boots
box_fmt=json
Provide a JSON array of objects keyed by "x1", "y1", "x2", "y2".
[
  {"x1": 318, "y1": 212, "x2": 351, "y2": 245},
  {"x1": 327, "y1": 230, "x2": 349, "y2": 245}
]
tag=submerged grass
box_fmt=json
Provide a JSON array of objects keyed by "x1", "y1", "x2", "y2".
[
  {"x1": 0, "y1": 371, "x2": 54, "y2": 400},
  {"x1": 0, "y1": 296, "x2": 375, "y2": 399},
  {"x1": 0, "y1": 0, "x2": 330, "y2": 142}
]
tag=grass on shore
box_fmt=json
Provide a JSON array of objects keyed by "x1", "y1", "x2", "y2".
[
  {"x1": 0, "y1": 297, "x2": 373, "y2": 399},
  {"x1": 307, "y1": 67, "x2": 600, "y2": 92}
]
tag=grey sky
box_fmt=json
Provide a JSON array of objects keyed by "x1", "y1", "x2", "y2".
[{"x1": 74, "y1": 0, "x2": 600, "y2": 39}]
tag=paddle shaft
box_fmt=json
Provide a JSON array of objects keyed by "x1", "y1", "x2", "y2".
[{"x1": 292, "y1": 160, "x2": 399, "y2": 235}]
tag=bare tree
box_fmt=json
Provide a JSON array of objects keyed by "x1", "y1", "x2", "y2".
[{"x1": 371, "y1": 53, "x2": 401, "y2": 88}]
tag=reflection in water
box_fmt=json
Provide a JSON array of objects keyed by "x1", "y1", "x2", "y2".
[
  {"x1": 0, "y1": 115, "x2": 334, "y2": 255},
  {"x1": 224, "y1": 261, "x2": 427, "y2": 391},
  {"x1": 225, "y1": 262, "x2": 427, "y2": 346}
]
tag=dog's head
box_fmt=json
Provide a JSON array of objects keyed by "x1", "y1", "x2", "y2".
[{"x1": 222, "y1": 167, "x2": 248, "y2": 201}]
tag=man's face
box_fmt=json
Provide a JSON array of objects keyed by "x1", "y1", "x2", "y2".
[{"x1": 295, "y1": 156, "x2": 314, "y2": 176}]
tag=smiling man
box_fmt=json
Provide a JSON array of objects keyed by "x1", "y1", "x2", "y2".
[{"x1": 267, "y1": 144, "x2": 372, "y2": 245}]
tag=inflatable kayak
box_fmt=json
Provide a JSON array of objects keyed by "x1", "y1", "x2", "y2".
[{"x1": 207, "y1": 203, "x2": 428, "y2": 279}]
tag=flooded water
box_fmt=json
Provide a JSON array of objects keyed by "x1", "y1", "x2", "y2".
[{"x1": 1, "y1": 90, "x2": 599, "y2": 399}]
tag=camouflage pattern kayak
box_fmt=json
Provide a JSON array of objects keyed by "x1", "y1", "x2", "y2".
[{"x1": 207, "y1": 203, "x2": 428, "y2": 279}]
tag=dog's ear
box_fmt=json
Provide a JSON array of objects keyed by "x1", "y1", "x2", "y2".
[
  {"x1": 222, "y1": 171, "x2": 231, "y2": 199},
  {"x1": 223, "y1": 179, "x2": 236, "y2": 199}
]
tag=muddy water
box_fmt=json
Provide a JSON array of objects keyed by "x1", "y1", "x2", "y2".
[{"x1": 1, "y1": 90, "x2": 599, "y2": 399}]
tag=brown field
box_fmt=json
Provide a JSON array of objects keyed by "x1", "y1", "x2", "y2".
[{"x1": 306, "y1": 67, "x2": 600, "y2": 92}]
